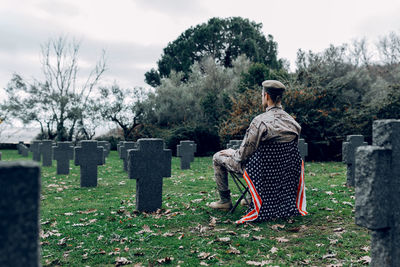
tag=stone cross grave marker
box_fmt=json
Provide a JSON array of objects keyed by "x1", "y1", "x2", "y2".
[
  {"x1": 298, "y1": 138, "x2": 308, "y2": 162},
  {"x1": 342, "y1": 135, "x2": 367, "y2": 187},
  {"x1": 120, "y1": 142, "x2": 137, "y2": 172},
  {"x1": 0, "y1": 161, "x2": 41, "y2": 267},
  {"x1": 128, "y1": 138, "x2": 171, "y2": 212},
  {"x1": 17, "y1": 141, "x2": 24, "y2": 154},
  {"x1": 30, "y1": 141, "x2": 41, "y2": 162},
  {"x1": 355, "y1": 119, "x2": 400, "y2": 266},
  {"x1": 227, "y1": 140, "x2": 242, "y2": 150},
  {"x1": 53, "y1": 142, "x2": 74, "y2": 175},
  {"x1": 74, "y1": 141, "x2": 104, "y2": 187},
  {"x1": 20, "y1": 144, "x2": 29, "y2": 157},
  {"x1": 98, "y1": 141, "x2": 110, "y2": 157},
  {"x1": 97, "y1": 142, "x2": 107, "y2": 164},
  {"x1": 177, "y1": 140, "x2": 194, "y2": 169},
  {"x1": 117, "y1": 141, "x2": 124, "y2": 157},
  {"x1": 39, "y1": 140, "x2": 53, "y2": 167},
  {"x1": 188, "y1": 141, "x2": 197, "y2": 162}
]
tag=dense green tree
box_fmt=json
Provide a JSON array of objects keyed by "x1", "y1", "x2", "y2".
[{"x1": 145, "y1": 17, "x2": 281, "y2": 86}]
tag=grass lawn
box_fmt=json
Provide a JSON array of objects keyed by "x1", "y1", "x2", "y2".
[{"x1": 1, "y1": 149, "x2": 371, "y2": 266}]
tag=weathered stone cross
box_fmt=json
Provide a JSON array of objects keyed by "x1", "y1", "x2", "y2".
[
  {"x1": 74, "y1": 141, "x2": 104, "y2": 187},
  {"x1": 39, "y1": 140, "x2": 53, "y2": 167},
  {"x1": 298, "y1": 138, "x2": 308, "y2": 162},
  {"x1": 355, "y1": 120, "x2": 400, "y2": 266},
  {"x1": 177, "y1": 140, "x2": 194, "y2": 169},
  {"x1": 30, "y1": 141, "x2": 41, "y2": 162},
  {"x1": 120, "y1": 142, "x2": 137, "y2": 172},
  {"x1": 342, "y1": 135, "x2": 367, "y2": 186},
  {"x1": 128, "y1": 138, "x2": 171, "y2": 212},
  {"x1": 227, "y1": 140, "x2": 242, "y2": 150},
  {"x1": 0, "y1": 161, "x2": 41, "y2": 266},
  {"x1": 53, "y1": 142, "x2": 74, "y2": 175}
]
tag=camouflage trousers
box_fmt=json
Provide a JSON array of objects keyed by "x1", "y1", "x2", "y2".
[{"x1": 212, "y1": 149, "x2": 243, "y2": 192}]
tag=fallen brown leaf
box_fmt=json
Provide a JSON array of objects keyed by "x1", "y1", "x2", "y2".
[
  {"x1": 157, "y1": 257, "x2": 173, "y2": 264},
  {"x1": 198, "y1": 252, "x2": 211, "y2": 260},
  {"x1": 217, "y1": 237, "x2": 231, "y2": 242},
  {"x1": 252, "y1": 235, "x2": 264, "y2": 240},
  {"x1": 227, "y1": 245, "x2": 240, "y2": 255},
  {"x1": 271, "y1": 224, "x2": 285, "y2": 230},
  {"x1": 276, "y1": 237, "x2": 289, "y2": 243},
  {"x1": 361, "y1": 246, "x2": 370, "y2": 252},
  {"x1": 246, "y1": 260, "x2": 273, "y2": 266},
  {"x1": 115, "y1": 257, "x2": 132, "y2": 266},
  {"x1": 270, "y1": 247, "x2": 278, "y2": 254},
  {"x1": 322, "y1": 253, "x2": 337, "y2": 259},
  {"x1": 359, "y1": 255, "x2": 371, "y2": 264}
]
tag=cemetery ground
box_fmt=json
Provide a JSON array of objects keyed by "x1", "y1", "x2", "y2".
[{"x1": 2, "y1": 150, "x2": 371, "y2": 266}]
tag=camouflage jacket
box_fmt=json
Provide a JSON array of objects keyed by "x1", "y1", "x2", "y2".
[{"x1": 232, "y1": 105, "x2": 301, "y2": 164}]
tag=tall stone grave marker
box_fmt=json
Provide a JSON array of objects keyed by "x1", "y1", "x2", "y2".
[
  {"x1": 227, "y1": 140, "x2": 242, "y2": 150},
  {"x1": 128, "y1": 138, "x2": 171, "y2": 212},
  {"x1": 75, "y1": 141, "x2": 103, "y2": 187},
  {"x1": 120, "y1": 142, "x2": 137, "y2": 172},
  {"x1": 298, "y1": 138, "x2": 308, "y2": 162},
  {"x1": 39, "y1": 140, "x2": 53, "y2": 167},
  {"x1": 30, "y1": 141, "x2": 41, "y2": 162},
  {"x1": 20, "y1": 144, "x2": 29, "y2": 157},
  {"x1": 355, "y1": 119, "x2": 400, "y2": 266},
  {"x1": 53, "y1": 142, "x2": 74, "y2": 175},
  {"x1": 343, "y1": 135, "x2": 367, "y2": 187},
  {"x1": 0, "y1": 152, "x2": 2, "y2": 160},
  {"x1": 177, "y1": 140, "x2": 194, "y2": 169},
  {"x1": 0, "y1": 161, "x2": 41, "y2": 267}
]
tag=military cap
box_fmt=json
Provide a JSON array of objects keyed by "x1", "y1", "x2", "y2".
[{"x1": 262, "y1": 80, "x2": 286, "y2": 96}]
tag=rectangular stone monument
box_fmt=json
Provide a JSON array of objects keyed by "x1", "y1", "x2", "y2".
[
  {"x1": 20, "y1": 144, "x2": 29, "y2": 157},
  {"x1": 298, "y1": 138, "x2": 308, "y2": 162},
  {"x1": 74, "y1": 141, "x2": 104, "y2": 187},
  {"x1": 39, "y1": 140, "x2": 53, "y2": 167},
  {"x1": 17, "y1": 141, "x2": 24, "y2": 154},
  {"x1": 0, "y1": 152, "x2": 2, "y2": 161},
  {"x1": 0, "y1": 161, "x2": 41, "y2": 267},
  {"x1": 342, "y1": 135, "x2": 367, "y2": 187},
  {"x1": 120, "y1": 142, "x2": 137, "y2": 172},
  {"x1": 30, "y1": 141, "x2": 41, "y2": 162},
  {"x1": 53, "y1": 142, "x2": 74, "y2": 175},
  {"x1": 177, "y1": 140, "x2": 194, "y2": 170},
  {"x1": 227, "y1": 140, "x2": 242, "y2": 150},
  {"x1": 355, "y1": 119, "x2": 400, "y2": 266},
  {"x1": 128, "y1": 138, "x2": 171, "y2": 212}
]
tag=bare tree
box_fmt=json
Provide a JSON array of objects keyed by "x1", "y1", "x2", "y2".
[
  {"x1": 377, "y1": 31, "x2": 400, "y2": 65},
  {"x1": 97, "y1": 84, "x2": 148, "y2": 140},
  {"x1": 1, "y1": 36, "x2": 106, "y2": 141}
]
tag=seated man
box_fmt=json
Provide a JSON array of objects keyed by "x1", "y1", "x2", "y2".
[{"x1": 210, "y1": 80, "x2": 307, "y2": 223}]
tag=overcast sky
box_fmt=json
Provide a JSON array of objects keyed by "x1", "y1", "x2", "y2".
[{"x1": 1, "y1": 0, "x2": 400, "y2": 93}]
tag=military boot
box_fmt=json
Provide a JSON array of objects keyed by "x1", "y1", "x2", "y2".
[{"x1": 209, "y1": 190, "x2": 232, "y2": 210}]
